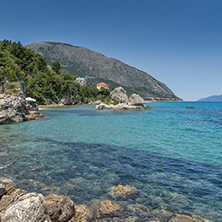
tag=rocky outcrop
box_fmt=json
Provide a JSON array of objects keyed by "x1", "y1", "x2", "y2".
[
  {"x1": 0, "y1": 94, "x2": 45, "y2": 124},
  {"x1": 110, "y1": 87, "x2": 129, "y2": 103},
  {"x1": 96, "y1": 87, "x2": 151, "y2": 110},
  {"x1": 109, "y1": 185, "x2": 139, "y2": 199},
  {"x1": 128, "y1": 93, "x2": 144, "y2": 105},
  {"x1": 1, "y1": 193, "x2": 51, "y2": 222}
]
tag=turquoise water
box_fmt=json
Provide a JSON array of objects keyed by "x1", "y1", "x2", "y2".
[{"x1": 0, "y1": 102, "x2": 222, "y2": 221}]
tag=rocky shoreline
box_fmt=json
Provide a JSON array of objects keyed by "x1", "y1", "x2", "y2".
[{"x1": 0, "y1": 178, "x2": 209, "y2": 222}]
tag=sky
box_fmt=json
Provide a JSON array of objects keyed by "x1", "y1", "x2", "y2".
[{"x1": 1, "y1": 0, "x2": 221, "y2": 101}]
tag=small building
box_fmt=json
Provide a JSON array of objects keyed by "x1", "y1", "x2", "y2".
[
  {"x1": 76, "y1": 77, "x2": 87, "y2": 86},
  {"x1": 96, "y1": 82, "x2": 109, "y2": 91}
]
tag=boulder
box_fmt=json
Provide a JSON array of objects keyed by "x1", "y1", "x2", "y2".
[
  {"x1": 109, "y1": 185, "x2": 139, "y2": 199},
  {"x1": 110, "y1": 87, "x2": 129, "y2": 103},
  {"x1": 0, "y1": 177, "x2": 18, "y2": 196},
  {"x1": 45, "y1": 194, "x2": 75, "y2": 222},
  {"x1": 0, "y1": 188, "x2": 28, "y2": 214},
  {"x1": 128, "y1": 94, "x2": 144, "y2": 106},
  {"x1": 0, "y1": 94, "x2": 29, "y2": 124},
  {"x1": 96, "y1": 200, "x2": 124, "y2": 218},
  {"x1": 68, "y1": 204, "x2": 93, "y2": 222},
  {"x1": 1, "y1": 192, "x2": 51, "y2": 222},
  {"x1": 169, "y1": 214, "x2": 206, "y2": 222}
]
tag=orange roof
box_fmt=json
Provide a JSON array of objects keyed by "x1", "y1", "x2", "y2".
[{"x1": 96, "y1": 82, "x2": 108, "y2": 86}]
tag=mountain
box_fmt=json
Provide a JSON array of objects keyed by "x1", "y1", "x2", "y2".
[
  {"x1": 198, "y1": 95, "x2": 222, "y2": 102},
  {"x1": 25, "y1": 41, "x2": 181, "y2": 100}
]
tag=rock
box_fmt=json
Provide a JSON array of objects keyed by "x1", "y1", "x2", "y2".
[
  {"x1": 95, "y1": 102, "x2": 151, "y2": 111},
  {"x1": 150, "y1": 209, "x2": 173, "y2": 222},
  {"x1": 0, "y1": 94, "x2": 45, "y2": 124},
  {"x1": 45, "y1": 194, "x2": 75, "y2": 222},
  {"x1": 110, "y1": 87, "x2": 129, "y2": 103},
  {"x1": 68, "y1": 204, "x2": 93, "y2": 222},
  {"x1": 96, "y1": 200, "x2": 124, "y2": 218},
  {"x1": 169, "y1": 214, "x2": 206, "y2": 222},
  {"x1": 128, "y1": 94, "x2": 144, "y2": 106},
  {"x1": 186, "y1": 106, "x2": 195, "y2": 109},
  {"x1": 96, "y1": 87, "x2": 151, "y2": 111},
  {"x1": 0, "y1": 94, "x2": 29, "y2": 124},
  {"x1": 109, "y1": 185, "x2": 139, "y2": 199},
  {"x1": 0, "y1": 183, "x2": 6, "y2": 197},
  {"x1": 0, "y1": 188, "x2": 28, "y2": 215},
  {"x1": 126, "y1": 204, "x2": 149, "y2": 213},
  {"x1": 0, "y1": 178, "x2": 18, "y2": 195},
  {"x1": 1, "y1": 192, "x2": 51, "y2": 222}
]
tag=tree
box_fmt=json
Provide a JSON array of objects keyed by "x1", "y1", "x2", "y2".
[{"x1": 51, "y1": 60, "x2": 61, "y2": 74}]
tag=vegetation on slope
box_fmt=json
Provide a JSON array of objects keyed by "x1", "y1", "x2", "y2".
[
  {"x1": 0, "y1": 40, "x2": 110, "y2": 105},
  {"x1": 26, "y1": 41, "x2": 180, "y2": 100}
]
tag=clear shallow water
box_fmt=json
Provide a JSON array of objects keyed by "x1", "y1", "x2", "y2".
[{"x1": 0, "y1": 102, "x2": 222, "y2": 221}]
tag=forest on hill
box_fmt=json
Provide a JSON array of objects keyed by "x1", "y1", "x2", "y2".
[{"x1": 0, "y1": 40, "x2": 110, "y2": 105}]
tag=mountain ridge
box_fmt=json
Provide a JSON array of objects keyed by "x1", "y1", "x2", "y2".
[{"x1": 25, "y1": 41, "x2": 181, "y2": 100}]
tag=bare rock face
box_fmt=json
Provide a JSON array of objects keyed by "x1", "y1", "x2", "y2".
[
  {"x1": 110, "y1": 87, "x2": 129, "y2": 103},
  {"x1": 96, "y1": 200, "x2": 124, "y2": 218},
  {"x1": 0, "y1": 94, "x2": 29, "y2": 124},
  {"x1": 45, "y1": 194, "x2": 75, "y2": 222},
  {"x1": 128, "y1": 94, "x2": 144, "y2": 106},
  {"x1": 109, "y1": 185, "x2": 139, "y2": 199},
  {"x1": 169, "y1": 213, "x2": 206, "y2": 222},
  {"x1": 1, "y1": 192, "x2": 51, "y2": 222},
  {"x1": 68, "y1": 204, "x2": 93, "y2": 222}
]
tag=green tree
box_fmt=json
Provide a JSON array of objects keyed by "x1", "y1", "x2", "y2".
[{"x1": 51, "y1": 60, "x2": 61, "y2": 74}]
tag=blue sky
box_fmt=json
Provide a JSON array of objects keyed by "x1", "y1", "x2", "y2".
[{"x1": 1, "y1": 0, "x2": 221, "y2": 100}]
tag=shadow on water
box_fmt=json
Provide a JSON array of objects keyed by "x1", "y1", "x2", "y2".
[{"x1": 1, "y1": 137, "x2": 222, "y2": 221}]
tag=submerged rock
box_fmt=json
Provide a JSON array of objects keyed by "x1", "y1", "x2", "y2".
[
  {"x1": 126, "y1": 204, "x2": 149, "y2": 213},
  {"x1": 109, "y1": 185, "x2": 139, "y2": 199},
  {"x1": 68, "y1": 204, "x2": 93, "y2": 222},
  {"x1": 45, "y1": 194, "x2": 75, "y2": 222},
  {"x1": 186, "y1": 106, "x2": 195, "y2": 109},
  {"x1": 96, "y1": 200, "x2": 124, "y2": 218},
  {"x1": 169, "y1": 213, "x2": 206, "y2": 222},
  {"x1": 1, "y1": 192, "x2": 51, "y2": 222}
]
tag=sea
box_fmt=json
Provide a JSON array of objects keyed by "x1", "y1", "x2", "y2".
[{"x1": 0, "y1": 102, "x2": 222, "y2": 221}]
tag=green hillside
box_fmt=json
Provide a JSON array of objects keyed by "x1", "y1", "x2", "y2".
[{"x1": 0, "y1": 40, "x2": 109, "y2": 105}]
